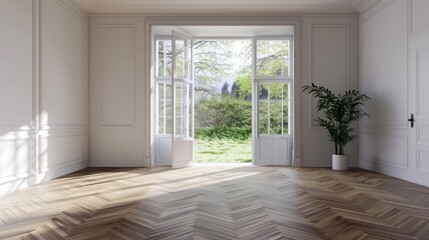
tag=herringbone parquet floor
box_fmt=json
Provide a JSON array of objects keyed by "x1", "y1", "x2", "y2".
[{"x1": 1, "y1": 166, "x2": 429, "y2": 239}]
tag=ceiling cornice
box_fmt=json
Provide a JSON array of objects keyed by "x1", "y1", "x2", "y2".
[
  {"x1": 352, "y1": 0, "x2": 380, "y2": 15},
  {"x1": 74, "y1": 0, "x2": 363, "y2": 15}
]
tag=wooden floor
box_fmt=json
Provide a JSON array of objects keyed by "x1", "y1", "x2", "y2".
[{"x1": 1, "y1": 167, "x2": 429, "y2": 239}]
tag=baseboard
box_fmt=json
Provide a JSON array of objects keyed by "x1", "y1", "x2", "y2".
[
  {"x1": 89, "y1": 160, "x2": 145, "y2": 167},
  {"x1": 0, "y1": 159, "x2": 88, "y2": 197},
  {"x1": 301, "y1": 161, "x2": 359, "y2": 168},
  {"x1": 359, "y1": 158, "x2": 411, "y2": 182}
]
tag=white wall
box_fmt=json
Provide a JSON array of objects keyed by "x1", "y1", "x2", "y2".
[
  {"x1": 359, "y1": 0, "x2": 429, "y2": 186},
  {"x1": 88, "y1": 15, "x2": 358, "y2": 168},
  {"x1": 301, "y1": 16, "x2": 359, "y2": 167},
  {"x1": 89, "y1": 16, "x2": 146, "y2": 167},
  {"x1": 359, "y1": 0, "x2": 409, "y2": 178},
  {"x1": 0, "y1": 0, "x2": 88, "y2": 196}
]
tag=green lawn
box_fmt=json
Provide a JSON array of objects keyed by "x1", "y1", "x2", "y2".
[{"x1": 194, "y1": 138, "x2": 252, "y2": 163}]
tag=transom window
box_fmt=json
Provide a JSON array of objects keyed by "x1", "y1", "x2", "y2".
[{"x1": 256, "y1": 39, "x2": 291, "y2": 78}]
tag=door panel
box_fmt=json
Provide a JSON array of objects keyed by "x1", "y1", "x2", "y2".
[
  {"x1": 155, "y1": 136, "x2": 172, "y2": 165},
  {"x1": 256, "y1": 137, "x2": 290, "y2": 165},
  {"x1": 410, "y1": 30, "x2": 429, "y2": 186},
  {"x1": 253, "y1": 78, "x2": 293, "y2": 165},
  {"x1": 173, "y1": 140, "x2": 193, "y2": 168},
  {"x1": 172, "y1": 31, "x2": 194, "y2": 168}
]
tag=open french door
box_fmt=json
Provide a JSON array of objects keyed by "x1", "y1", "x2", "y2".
[
  {"x1": 171, "y1": 31, "x2": 194, "y2": 168},
  {"x1": 253, "y1": 36, "x2": 294, "y2": 165}
]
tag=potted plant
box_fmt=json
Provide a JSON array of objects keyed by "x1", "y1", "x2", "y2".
[{"x1": 302, "y1": 83, "x2": 370, "y2": 170}]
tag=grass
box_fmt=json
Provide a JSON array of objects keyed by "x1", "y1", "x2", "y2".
[{"x1": 194, "y1": 138, "x2": 252, "y2": 164}]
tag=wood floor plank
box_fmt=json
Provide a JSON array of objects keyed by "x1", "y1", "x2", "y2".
[{"x1": 0, "y1": 166, "x2": 429, "y2": 239}]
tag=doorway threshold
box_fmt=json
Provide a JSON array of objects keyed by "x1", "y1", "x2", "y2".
[{"x1": 193, "y1": 162, "x2": 253, "y2": 167}]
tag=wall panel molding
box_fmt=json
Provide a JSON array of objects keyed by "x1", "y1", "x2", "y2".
[
  {"x1": 360, "y1": 133, "x2": 409, "y2": 169},
  {"x1": 90, "y1": 16, "x2": 145, "y2": 167},
  {"x1": 410, "y1": 0, "x2": 429, "y2": 37},
  {"x1": 0, "y1": 138, "x2": 35, "y2": 184},
  {"x1": 33, "y1": 0, "x2": 40, "y2": 132},
  {"x1": 0, "y1": 0, "x2": 89, "y2": 196},
  {"x1": 309, "y1": 24, "x2": 350, "y2": 127},
  {"x1": 360, "y1": 0, "x2": 409, "y2": 129},
  {"x1": 40, "y1": 0, "x2": 89, "y2": 128},
  {"x1": 99, "y1": 24, "x2": 136, "y2": 127},
  {"x1": 416, "y1": 46, "x2": 429, "y2": 117},
  {"x1": 417, "y1": 125, "x2": 429, "y2": 145},
  {"x1": 417, "y1": 150, "x2": 429, "y2": 173}
]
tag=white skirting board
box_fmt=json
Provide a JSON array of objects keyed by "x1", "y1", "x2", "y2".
[{"x1": 0, "y1": 159, "x2": 88, "y2": 197}]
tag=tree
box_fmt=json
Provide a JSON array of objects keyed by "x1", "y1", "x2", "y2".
[
  {"x1": 156, "y1": 39, "x2": 234, "y2": 84},
  {"x1": 221, "y1": 81, "x2": 230, "y2": 96},
  {"x1": 232, "y1": 74, "x2": 252, "y2": 100},
  {"x1": 193, "y1": 40, "x2": 234, "y2": 84}
]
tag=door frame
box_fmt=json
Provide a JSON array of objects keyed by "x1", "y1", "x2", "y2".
[
  {"x1": 145, "y1": 17, "x2": 302, "y2": 167},
  {"x1": 252, "y1": 35, "x2": 294, "y2": 165}
]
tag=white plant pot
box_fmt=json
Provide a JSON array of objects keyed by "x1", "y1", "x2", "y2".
[{"x1": 332, "y1": 154, "x2": 349, "y2": 170}]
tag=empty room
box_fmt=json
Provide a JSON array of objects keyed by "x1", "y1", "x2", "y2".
[{"x1": 1, "y1": 0, "x2": 429, "y2": 239}]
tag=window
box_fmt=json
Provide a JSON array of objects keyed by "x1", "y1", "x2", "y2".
[
  {"x1": 255, "y1": 37, "x2": 293, "y2": 136},
  {"x1": 155, "y1": 36, "x2": 193, "y2": 137},
  {"x1": 258, "y1": 82, "x2": 290, "y2": 135},
  {"x1": 256, "y1": 39, "x2": 291, "y2": 78},
  {"x1": 156, "y1": 82, "x2": 172, "y2": 134},
  {"x1": 156, "y1": 38, "x2": 172, "y2": 78}
]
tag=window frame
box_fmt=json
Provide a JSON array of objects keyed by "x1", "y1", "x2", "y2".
[
  {"x1": 254, "y1": 35, "x2": 294, "y2": 81},
  {"x1": 154, "y1": 35, "x2": 173, "y2": 81},
  {"x1": 154, "y1": 35, "x2": 193, "y2": 138},
  {"x1": 253, "y1": 35, "x2": 294, "y2": 137}
]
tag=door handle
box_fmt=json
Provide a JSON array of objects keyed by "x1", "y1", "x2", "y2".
[{"x1": 408, "y1": 113, "x2": 415, "y2": 128}]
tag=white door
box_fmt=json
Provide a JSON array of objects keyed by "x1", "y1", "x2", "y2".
[
  {"x1": 253, "y1": 37, "x2": 294, "y2": 165},
  {"x1": 409, "y1": 30, "x2": 429, "y2": 186},
  {"x1": 172, "y1": 31, "x2": 194, "y2": 168}
]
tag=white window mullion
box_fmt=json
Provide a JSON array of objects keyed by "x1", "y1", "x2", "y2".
[
  {"x1": 267, "y1": 84, "x2": 271, "y2": 135},
  {"x1": 163, "y1": 83, "x2": 167, "y2": 134},
  {"x1": 163, "y1": 43, "x2": 167, "y2": 77},
  {"x1": 281, "y1": 83, "x2": 284, "y2": 135}
]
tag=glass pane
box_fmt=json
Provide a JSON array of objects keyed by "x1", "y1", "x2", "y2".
[
  {"x1": 175, "y1": 83, "x2": 183, "y2": 135},
  {"x1": 157, "y1": 84, "x2": 164, "y2": 134},
  {"x1": 158, "y1": 117, "x2": 165, "y2": 134},
  {"x1": 256, "y1": 40, "x2": 290, "y2": 77},
  {"x1": 176, "y1": 117, "x2": 183, "y2": 135},
  {"x1": 156, "y1": 40, "x2": 172, "y2": 77},
  {"x1": 258, "y1": 83, "x2": 269, "y2": 135},
  {"x1": 165, "y1": 116, "x2": 172, "y2": 134},
  {"x1": 270, "y1": 101, "x2": 282, "y2": 134},
  {"x1": 174, "y1": 82, "x2": 192, "y2": 137},
  {"x1": 283, "y1": 83, "x2": 289, "y2": 135},
  {"x1": 188, "y1": 85, "x2": 193, "y2": 138},
  {"x1": 156, "y1": 83, "x2": 173, "y2": 134},
  {"x1": 258, "y1": 82, "x2": 290, "y2": 135},
  {"x1": 174, "y1": 39, "x2": 185, "y2": 78},
  {"x1": 257, "y1": 58, "x2": 289, "y2": 77},
  {"x1": 165, "y1": 83, "x2": 172, "y2": 134}
]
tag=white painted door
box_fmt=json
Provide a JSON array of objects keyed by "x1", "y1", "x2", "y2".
[
  {"x1": 253, "y1": 37, "x2": 294, "y2": 165},
  {"x1": 172, "y1": 31, "x2": 194, "y2": 168},
  {"x1": 409, "y1": 30, "x2": 429, "y2": 186}
]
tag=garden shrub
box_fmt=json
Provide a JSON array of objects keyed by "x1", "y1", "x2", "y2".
[{"x1": 195, "y1": 127, "x2": 251, "y2": 141}]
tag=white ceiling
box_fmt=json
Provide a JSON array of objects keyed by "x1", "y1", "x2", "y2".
[{"x1": 73, "y1": 0, "x2": 375, "y2": 14}]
